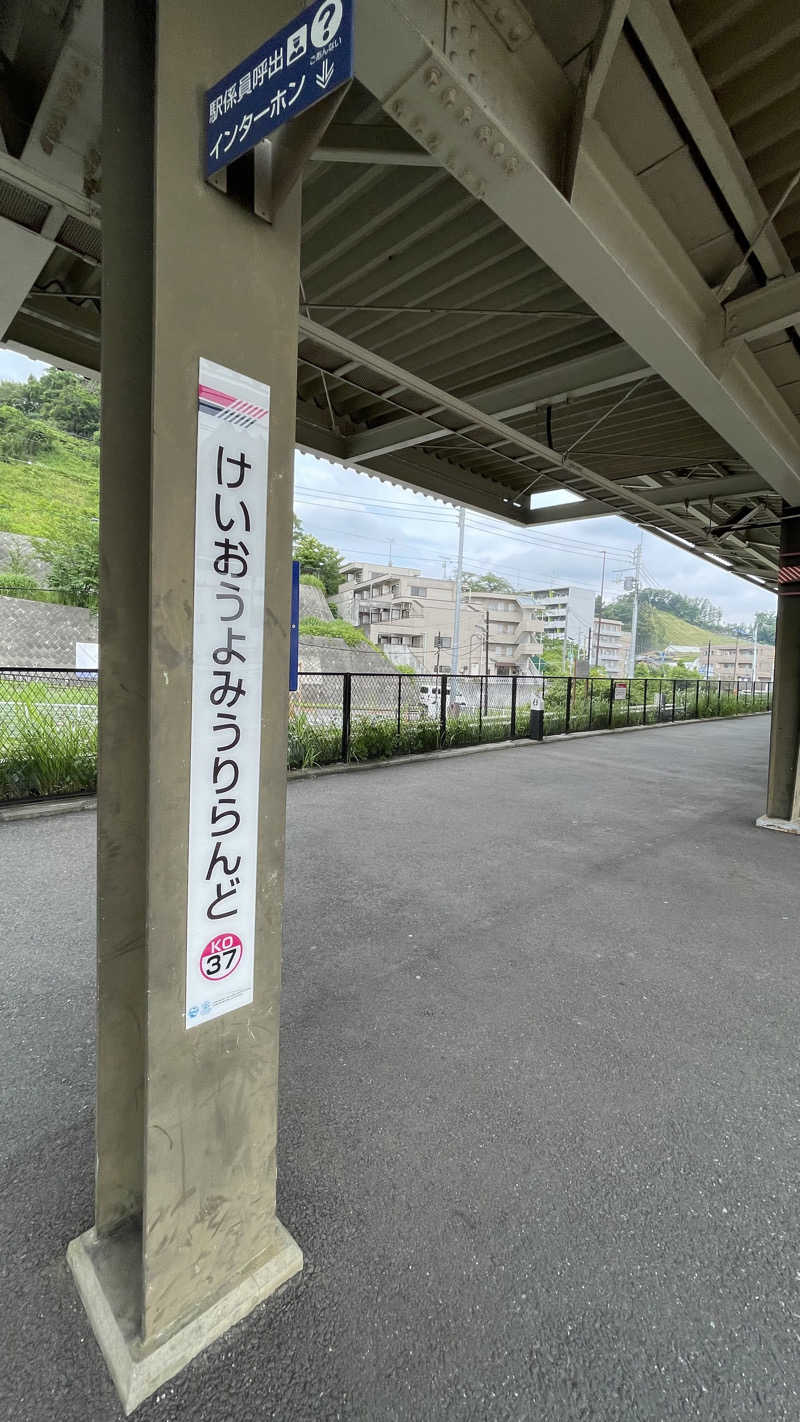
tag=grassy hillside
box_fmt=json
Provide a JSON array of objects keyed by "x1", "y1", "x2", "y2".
[
  {"x1": 0, "y1": 427, "x2": 99, "y2": 539},
  {"x1": 648, "y1": 609, "x2": 736, "y2": 650}
]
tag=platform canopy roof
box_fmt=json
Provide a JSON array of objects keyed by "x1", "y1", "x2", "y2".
[{"x1": 2, "y1": 0, "x2": 800, "y2": 589}]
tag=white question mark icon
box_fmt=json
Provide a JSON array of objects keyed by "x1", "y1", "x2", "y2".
[{"x1": 311, "y1": 0, "x2": 343, "y2": 47}]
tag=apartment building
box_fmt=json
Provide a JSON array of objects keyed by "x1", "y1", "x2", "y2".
[
  {"x1": 525, "y1": 585, "x2": 596, "y2": 652},
  {"x1": 591, "y1": 617, "x2": 632, "y2": 676},
  {"x1": 333, "y1": 564, "x2": 544, "y2": 674},
  {"x1": 332, "y1": 565, "x2": 481, "y2": 673},
  {"x1": 705, "y1": 642, "x2": 775, "y2": 683},
  {"x1": 466, "y1": 592, "x2": 545, "y2": 675},
  {"x1": 334, "y1": 563, "x2": 401, "y2": 620},
  {"x1": 639, "y1": 642, "x2": 775, "y2": 683}
]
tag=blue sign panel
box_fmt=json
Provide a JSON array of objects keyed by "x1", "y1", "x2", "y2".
[
  {"x1": 289, "y1": 560, "x2": 300, "y2": 692},
  {"x1": 205, "y1": 0, "x2": 353, "y2": 177}
]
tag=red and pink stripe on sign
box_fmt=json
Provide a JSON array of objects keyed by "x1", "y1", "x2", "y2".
[{"x1": 198, "y1": 383, "x2": 268, "y2": 422}]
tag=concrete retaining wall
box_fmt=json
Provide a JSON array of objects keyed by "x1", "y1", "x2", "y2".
[
  {"x1": 0, "y1": 595, "x2": 98, "y2": 667},
  {"x1": 297, "y1": 634, "x2": 389, "y2": 675},
  {"x1": 298, "y1": 582, "x2": 333, "y2": 621}
]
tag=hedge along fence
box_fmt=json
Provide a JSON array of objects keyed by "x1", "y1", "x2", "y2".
[
  {"x1": 0, "y1": 671, "x2": 98, "y2": 801},
  {"x1": 0, "y1": 668, "x2": 774, "y2": 802}
]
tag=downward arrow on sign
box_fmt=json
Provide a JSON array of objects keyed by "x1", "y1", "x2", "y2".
[{"x1": 316, "y1": 58, "x2": 335, "y2": 88}]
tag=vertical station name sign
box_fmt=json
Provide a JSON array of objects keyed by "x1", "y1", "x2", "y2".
[
  {"x1": 186, "y1": 359, "x2": 271, "y2": 1028},
  {"x1": 205, "y1": 0, "x2": 354, "y2": 177}
]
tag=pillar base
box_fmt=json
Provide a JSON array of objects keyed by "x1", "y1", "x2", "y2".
[
  {"x1": 67, "y1": 1218, "x2": 302, "y2": 1414},
  {"x1": 755, "y1": 814, "x2": 800, "y2": 835}
]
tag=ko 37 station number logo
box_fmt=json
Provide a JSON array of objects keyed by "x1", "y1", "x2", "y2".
[{"x1": 200, "y1": 932, "x2": 244, "y2": 981}]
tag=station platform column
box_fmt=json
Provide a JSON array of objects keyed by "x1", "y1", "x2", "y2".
[
  {"x1": 66, "y1": 1, "x2": 305, "y2": 1410},
  {"x1": 758, "y1": 506, "x2": 800, "y2": 834}
]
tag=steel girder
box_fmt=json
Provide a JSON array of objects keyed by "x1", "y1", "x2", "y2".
[{"x1": 351, "y1": 0, "x2": 800, "y2": 507}]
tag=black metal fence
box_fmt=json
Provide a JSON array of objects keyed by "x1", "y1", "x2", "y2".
[
  {"x1": 288, "y1": 671, "x2": 773, "y2": 770},
  {"x1": 0, "y1": 667, "x2": 773, "y2": 802}
]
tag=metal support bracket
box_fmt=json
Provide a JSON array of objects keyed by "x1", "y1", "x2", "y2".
[
  {"x1": 207, "y1": 82, "x2": 351, "y2": 223},
  {"x1": 385, "y1": 53, "x2": 522, "y2": 205},
  {"x1": 561, "y1": 0, "x2": 630, "y2": 200},
  {"x1": 472, "y1": 0, "x2": 533, "y2": 51}
]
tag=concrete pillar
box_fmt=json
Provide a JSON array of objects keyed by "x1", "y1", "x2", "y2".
[
  {"x1": 67, "y1": 0, "x2": 303, "y2": 1408},
  {"x1": 758, "y1": 506, "x2": 800, "y2": 834}
]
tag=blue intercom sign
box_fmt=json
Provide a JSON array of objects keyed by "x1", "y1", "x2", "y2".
[{"x1": 205, "y1": 0, "x2": 353, "y2": 176}]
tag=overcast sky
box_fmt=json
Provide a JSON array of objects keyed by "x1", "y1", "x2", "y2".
[{"x1": 1, "y1": 347, "x2": 775, "y2": 626}]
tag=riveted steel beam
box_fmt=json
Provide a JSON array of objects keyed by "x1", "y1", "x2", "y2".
[
  {"x1": 627, "y1": 0, "x2": 795, "y2": 287},
  {"x1": 352, "y1": 1, "x2": 800, "y2": 505}
]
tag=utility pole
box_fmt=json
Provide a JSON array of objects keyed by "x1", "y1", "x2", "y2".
[
  {"x1": 627, "y1": 537, "x2": 643, "y2": 676},
  {"x1": 451, "y1": 505, "x2": 466, "y2": 677},
  {"x1": 705, "y1": 639, "x2": 712, "y2": 681},
  {"x1": 387, "y1": 538, "x2": 394, "y2": 566},
  {"x1": 733, "y1": 635, "x2": 740, "y2": 683},
  {"x1": 752, "y1": 617, "x2": 758, "y2": 689},
  {"x1": 594, "y1": 550, "x2": 606, "y2": 668}
]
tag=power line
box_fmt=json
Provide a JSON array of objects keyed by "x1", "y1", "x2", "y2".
[
  {"x1": 295, "y1": 477, "x2": 638, "y2": 561},
  {"x1": 296, "y1": 488, "x2": 628, "y2": 556},
  {"x1": 297, "y1": 500, "x2": 637, "y2": 570}
]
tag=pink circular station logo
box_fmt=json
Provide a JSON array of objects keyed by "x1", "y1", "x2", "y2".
[{"x1": 200, "y1": 933, "x2": 243, "y2": 981}]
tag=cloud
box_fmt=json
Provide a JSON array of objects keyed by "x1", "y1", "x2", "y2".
[
  {"x1": 294, "y1": 453, "x2": 775, "y2": 624},
  {"x1": 0, "y1": 350, "x2": 50, "y2": 382}
]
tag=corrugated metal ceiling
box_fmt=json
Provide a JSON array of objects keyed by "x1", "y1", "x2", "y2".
[{"x1": 1, "y1": 0, "x2": 798, "y2": 587}]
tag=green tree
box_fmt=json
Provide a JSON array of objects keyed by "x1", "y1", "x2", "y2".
[
  {"x1": 38, "y1": 516, "x2": 99, "y2": 608},
  {"x1": 633, "y1": 660, "x2": 700, "y2": 681},
  {"x1": 754, "y1": 610, "x2": 776, "y2": 646},
  {"x1": 462, "y1": 571, "x2": 514, "y2": 592},
  {"x1": 538, "y1": 636, "x2": 567, "y2": 673},
  {"x1": 0, "y1": 368, "x2": 99, "y2": 439},
  {"x1": 293, "y1": 532, "x2": 343, "y2": 596},
  {"x1": 0, "y1": 405, "x2": 55, "y2": 460},
  {"x1": 601, "y1": 592, "x2": 633, "y2": 627},
  {"x1": 665, "y1": 661, "x2": 701, "y2": 681}
]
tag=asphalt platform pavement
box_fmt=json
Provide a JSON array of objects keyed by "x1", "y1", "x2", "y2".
[{"x1": 2, "y1": 716, "x2": 799, "y2": 1421}]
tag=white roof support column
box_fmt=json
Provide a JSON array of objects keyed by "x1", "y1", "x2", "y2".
[{"x1": 353, "y1": 0, "x2": 800, "y2": 505}]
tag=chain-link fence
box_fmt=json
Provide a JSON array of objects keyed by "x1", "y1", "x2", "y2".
[
  {"x1": 0, "y1": 667, "x2": 98, "y2": 802},
  {"x1": 0, "y1": 668, "x2": 774, "y2": 802}
]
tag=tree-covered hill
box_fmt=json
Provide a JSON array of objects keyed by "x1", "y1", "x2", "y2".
[
  {"x1": 601, "y1": 587, "x2": 774, "y2": 649},
  {"x1": 0, "y1": 370, "x2": 99, "y2": 540}
]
